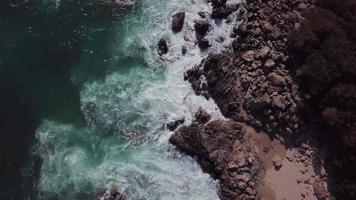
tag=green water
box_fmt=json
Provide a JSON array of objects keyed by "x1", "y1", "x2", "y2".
[{"x1": 0, "y1": 0, "x2": 241, "y2": 199}]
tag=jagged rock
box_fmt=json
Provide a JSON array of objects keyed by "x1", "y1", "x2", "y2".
[
  {"x1": 241, "y1": 50, "x2": 255, "y2": 62},
  {"x1": 157, "y1": 38, "x2": 168, "y2": 55},
  {"x1": 166, "y1": 118, "x2": 185, "y2": 131},
  {"x1": 194, "y1": 20, "x2": 210, "y2": 36},
  {"x1": 96, "y1": 187, "x2": 125, "y2": 200},
  {"x1": 195, "y1": 107, "x2": 211, "y2": 123},
  {"x1": 172, "y1": 12, "x2": 185, "y2": 32},
  {"x1": 313, "y1": 181, "x2": 330, "y2": 200},
  {"x1": 170, "y1": 117, "x2": 259, "y2": 200}
]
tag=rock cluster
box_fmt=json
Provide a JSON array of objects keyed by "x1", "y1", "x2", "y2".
[
  {"x1": 170, "y1": 109, "x2": 260, "y2": 200},
  {"x1": 185, "y1": 0, "x2": 315, "y2": 138}
]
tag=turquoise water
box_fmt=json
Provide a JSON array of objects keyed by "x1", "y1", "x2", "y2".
[
  {"x1": 31, "y1": 0, "x2": 225, "y2": 199},
  {"x1": 1, "y1": 0, "x2": 240, "y2": 199}
]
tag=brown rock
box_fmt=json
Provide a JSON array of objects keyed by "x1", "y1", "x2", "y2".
[
  {"x1": 242, "y1": 50, "x2": 255, "y2": 62},
  {"x1": 268, "y1": 73, "x2": 286, "y2": 86}
]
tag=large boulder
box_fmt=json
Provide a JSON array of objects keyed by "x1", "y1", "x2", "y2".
[
  {"x1": 172, "y1": 12, "x2": 185, "y2": 32},
  {"x1": 170, "y1": 109, "x2": 260, "y2": 200}
]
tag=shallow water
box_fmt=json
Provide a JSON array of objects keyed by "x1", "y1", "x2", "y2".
[{"x1": 1, "y1": 0, "x2": 241, "y2": 199}]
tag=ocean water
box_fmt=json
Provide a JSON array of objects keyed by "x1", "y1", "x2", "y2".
[{"x1": 0, "y1": 0, "x2": 242, "y2": 199}]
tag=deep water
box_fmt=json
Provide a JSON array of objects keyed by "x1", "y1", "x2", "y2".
[{"x1": 0, "y1": 0, "x2": 238, "y2": 199}]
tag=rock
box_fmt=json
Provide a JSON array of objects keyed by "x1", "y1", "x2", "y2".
[
  {"x1": 170, "y1": 119, "x2": 258, "y2": 200},
  {"x1": 313, "y1": 181, "x2": 330, "y2": 200},
  {"x1": 264, "y1": 59, "x2": 275, "y2": 68},
  {"x1": 182, "y1": 45, "x2": 187, "y2": 55},
  {"x1": 96, "y1": 187, "x2": 125, "y2": 200},
  {"x1": 157, "y1": 38, "x2": 168, "y2": 55},
  {"x1": 166, "y1": 118, "x2": 185, "y2": 131},
  {"x1": 242, "y1": 50, "x2": 255, "y2": 62},
  {"x1": 232, "y1": 38, "x2": 240, "y2": 52},
  {"x1": 195, "y1": 107, "x2": 211, "y2": 124},
  {"x1": 272, "y1": 155, "x2": 283, "y2": 170},
  {"x1": 258, "y1": 46, "x2": 270, "y2": 58},
  {"x1": 268, "y1": 73, "x2": 286, "y2": 86},
  {"x1": 272, "y1": 95, "x2": 285, "y2": 109},
  {"x1": 194, "y1": 20, "x2": 210, "y2": 36},
  {"x1": 172, "y1": 12, "x2": 185, "y2": 32},
  {"x1": 263, "y1": 21, "x2": 273, "y2": 33},
  {"x1": 198, "y1": 38, "x2": 210, "y2": 49}
]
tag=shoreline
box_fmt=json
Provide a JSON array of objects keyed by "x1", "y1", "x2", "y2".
[{"x1": 168, "y1": 0, "x2": 337, "y2": 199}]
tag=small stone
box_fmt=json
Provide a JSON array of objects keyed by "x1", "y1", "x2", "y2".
[
  {"x1": 258, "y1": 46, "x2": 270, "y2": 58},
  {"x1": 265, "y1": 59, "x2": 276, "y2": 68},
  {"x1": 272, "y1": 155, "x2": 283, "y2": 170},
  {"x1": 182, "y1": 45, "x2": 187, "y2": 55},
  {"x1": 242, "y1": 50, "x2": 255, "y2": 62},
  {"x1": 268, "y1": 73, "x2": 286, "y2": 86}
]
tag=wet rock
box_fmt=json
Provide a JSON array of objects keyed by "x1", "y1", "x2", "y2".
[
  {"x1": 166, "y1": 118, "x2": 185, "y2": 131},
  {"x1": 194, "y1": 20, "x2": 210, "y2": 36},
  {"x1": 195, "y1": 107, "x2": 211, "y2": 124},
  {"x1": 157, "y1": 38, "x2": 168, "y2": 55},
  {"x1": 181, "y1": 45, "x2": 187, "y2": 55},
  {"x1": 96, "y1": 187, "x2": 125, "y2": 200},
  {"x1": 198, "y1": 38, "x2": 210, "y2": 49},
  {"x1": 172, "y1": 12, "x2": 185, "y2": 32}
]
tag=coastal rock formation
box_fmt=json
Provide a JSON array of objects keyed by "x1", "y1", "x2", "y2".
[{"x1": 170, "y1": 109, "x2": 260, "y2": 200}]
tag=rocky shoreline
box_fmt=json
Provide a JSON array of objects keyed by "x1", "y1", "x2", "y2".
[{"x1": 162, "y1": 0, "x2": 356, "y2": 199}]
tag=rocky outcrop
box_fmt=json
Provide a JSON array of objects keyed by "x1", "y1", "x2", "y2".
[
  {"x1": 170, "y1": 109, "x2": 260, "y2": 200},
  {"x1": 184, "y1": 0, "x2": 314, "y2": 138}
]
